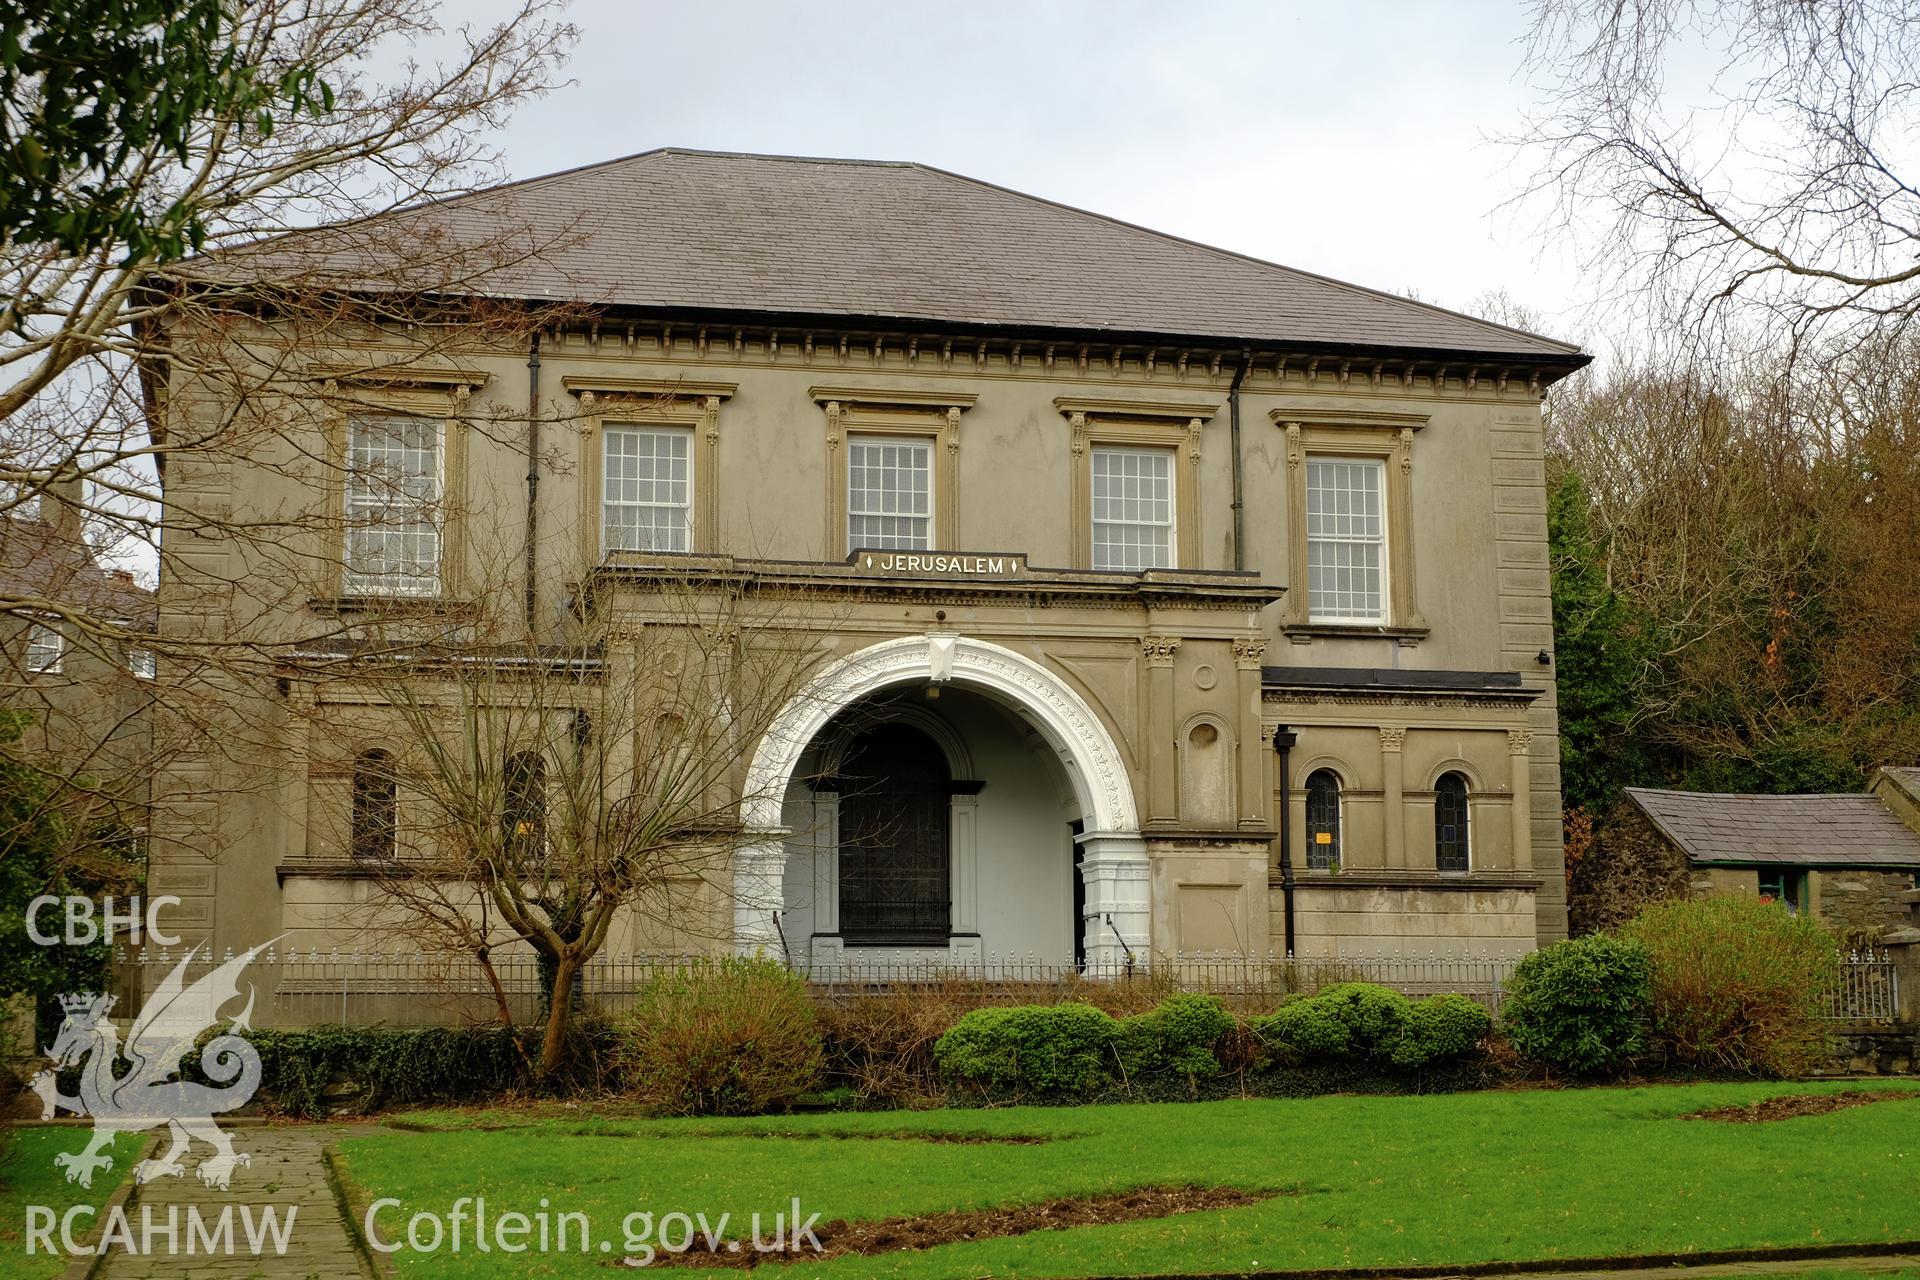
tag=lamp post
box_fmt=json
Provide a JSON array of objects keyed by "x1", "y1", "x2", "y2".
[{"x1": 1272, "y1": 724, "x2": 1298, "y2": 958}]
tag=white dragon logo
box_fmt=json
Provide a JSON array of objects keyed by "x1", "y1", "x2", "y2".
[{"x1": 30, "y1": 942, "x2": 272, "y2": 1191}]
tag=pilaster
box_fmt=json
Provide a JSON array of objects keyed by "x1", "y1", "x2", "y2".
[
  {"x1": 1143, "y1": 636, "x2": 1181, "y2": 826},
  {"x1": 1379, "y1": 726, "x2": 1407, "y2": 869}
]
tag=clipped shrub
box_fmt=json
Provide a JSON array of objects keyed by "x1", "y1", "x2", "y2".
[
  {"x1": 1254, "y1": 983, "x2": 1489, "y2": 1072},
  {"x1": 619, "y1": 957, "x2": 824, "y2": 1116},
  {"x1": 1500, "y1": 934, "x2": 1651, "y2": 1076},
  {"x1": 234, "y1": 1024, "x2": 542, "y2": 1117},
  {"x1": 1621, "y1": 896, "x2": 1840, "y2": 1077},
  {"x1": 1116, "y1": 993, "x2": 1235, "y2": 1081},
  {"x1": 1392, "y1": 994, "x2": 1494, "y2": 1069},
  {"x1": 1256, "y1": 982, "x2": 1410, "y2": 1062},
  {"x1": 934, "y1": 1003, "x2": 1119, "y2": 1098}
]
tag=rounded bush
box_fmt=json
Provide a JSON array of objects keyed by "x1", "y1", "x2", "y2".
[
  {"x1": 933, "y1": 1003, "x2": 1120, "y2": 1098},
  {"x1": 1392, "y1": 994, "x2": 1493, "y2": 1069},
  {"x1": 1254, "y1": 982, "x2": 1417, "y2": 1064},
  {"x1": 1500, "y1": 934, "x2": 1651, "y2": 1076},
  {"x1": 1621, "y1": 896, "x2": 1840, "y2": 1077},
  {"x1": 619, "y1": 957, "x2": 824, "y2": 1116},
  {"x1": 1117, "y1": 993, "x2": 1234, "y2": 1079}
]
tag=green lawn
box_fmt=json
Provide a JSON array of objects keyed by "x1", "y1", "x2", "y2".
[
  {"x1": 334, "y1": 1081, "x2": 1920, "y2": 1279},
  {"x1": 1, "y1": 1128, "x2": 138, "y2": 1280}
]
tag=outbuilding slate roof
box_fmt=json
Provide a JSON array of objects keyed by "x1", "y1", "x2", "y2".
[
  {"x1": 209, "y1": 148, "x2": 1585, "y2": 364},
  {"x1": 1625, "y1": 787, "x2": 1920, "y2": 870}
]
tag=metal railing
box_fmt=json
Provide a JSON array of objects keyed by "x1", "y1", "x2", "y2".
[
  {"x1": 1827, "y1": 949, "x2": 1900, "y2": 1024},
  {"x1": 103, "y1": 946, "x2": 1525, "y2": 1027},
  {"x1": 98, "y1": 945, "x2": 1903, "y2": 1029}
]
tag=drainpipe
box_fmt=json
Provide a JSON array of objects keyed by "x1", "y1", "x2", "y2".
[
  {"x1": 1273, "y1": 724, "x2": 1298, "y2": 957},
  {"x1": 524, "y1": 332, "x2": 542, "y2": 636},
  {"x1": 1228, "y1": 349, "x2": 1252, "y2": 570}
]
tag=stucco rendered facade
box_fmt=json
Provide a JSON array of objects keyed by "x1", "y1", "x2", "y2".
[{"x1": 143, "y1": 150, "x2": 1586, "y2": 980}]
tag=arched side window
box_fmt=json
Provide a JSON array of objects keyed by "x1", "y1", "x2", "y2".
[
  {"x1": 1434, "y1": 771, "x2": 1470, "y2": 872},
  {"x1": 837, "y1": 722, "x2": 952, "y2": 945},
  {"x1": 351, "y1": 749, "x2": 397, "y2": 860},
  {"x1": 1305, "y1": 769, "x2": 1341, "y2": 870},
  {"x1": 503, "y1": 751, "x2": 547, "y2": 859}
]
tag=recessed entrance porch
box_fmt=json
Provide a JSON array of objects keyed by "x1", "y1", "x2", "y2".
[
  {"x1": 735, "y1": 634, "x2": 1149, "y2": 971},
  {"x1": 779, "y1": 685, "x2": 1084, "y2": 968}
]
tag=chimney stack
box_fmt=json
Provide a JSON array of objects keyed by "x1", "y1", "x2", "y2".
[{"x1": 38, "y1": 466, "x2": 84, "y2": 546}]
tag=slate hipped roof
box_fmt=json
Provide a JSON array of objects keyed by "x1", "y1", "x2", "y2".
[
  {"x1": 210, "y1": 148, "x2": 1585, "y2": 365},
  {"x1": 1625, "y1": 787, "x2": 1920, "y2": 870}
]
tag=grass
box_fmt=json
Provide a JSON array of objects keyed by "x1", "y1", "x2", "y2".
[
  {"x1": 1, "y1": 1128, "x2": 138, "y2": 1280},
  {"x1": 331, "y1": 1080, "x2": 1920, "y2": 1279}
]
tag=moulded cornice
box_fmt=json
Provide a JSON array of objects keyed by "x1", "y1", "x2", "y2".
[
  {"x1": 808, "y1": 385, "x2": 978, "y2": 410},
  {"x1": 308, "y1": 363, "x2": 490, "y2": 389},
  {"x1": 561, "y1": 375, "x2": 736, "y2": 399},
  {"x1": 1268, "y1": 405, "x2": 1430, "y2": 429},
  {"x1": 1055, "y1": 395, "x2": 1225, "y2": 420}
]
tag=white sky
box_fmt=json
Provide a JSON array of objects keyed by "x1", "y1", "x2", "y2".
[{"x1": 472, "y1": 0, "x2": 1594, "y2": 349}]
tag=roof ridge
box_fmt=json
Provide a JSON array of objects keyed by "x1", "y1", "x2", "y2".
[{"x1": 903, "y1": 160, "x2": 1583, "y2": 357}]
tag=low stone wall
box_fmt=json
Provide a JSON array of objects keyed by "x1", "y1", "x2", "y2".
[{"x1": 1817, "y1": 1026, "x2": 1920, "y2": 1076}]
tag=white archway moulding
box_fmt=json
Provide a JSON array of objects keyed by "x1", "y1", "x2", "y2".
[{"x1": 734, "y1": 634, "x2": 1149, "y2": 966}]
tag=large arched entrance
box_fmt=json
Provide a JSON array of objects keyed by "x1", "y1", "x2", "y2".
[{"x1": 736, "y1": 635, "x2": 1147, "y2": 970}]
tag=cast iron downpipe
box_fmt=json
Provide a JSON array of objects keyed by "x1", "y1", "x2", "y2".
[
  {"x1": 524, "y1": 332, "x2": 542, "y2": 635},
  {"x1": 1228, "y1": 349, "x2": 1252, "y2": 570},
  {"x1": 1273, "y1": 724, "x2": 1298, "y2": 957}
]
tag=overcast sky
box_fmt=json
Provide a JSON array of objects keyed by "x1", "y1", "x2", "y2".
[{"x1": 471, "y1": 0, "x2": 1593, "y2": 349}]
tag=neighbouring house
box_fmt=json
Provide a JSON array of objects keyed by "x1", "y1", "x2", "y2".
[
  {"x1": 142, "y1": 148, "x2": 1588, "y2": 983},
  {"x1": 1624, "y1": 772, "x2": 1920, "y2": 939},
  {"x1": 0, "y1": 475, "x2": 158, "y2": 822}
]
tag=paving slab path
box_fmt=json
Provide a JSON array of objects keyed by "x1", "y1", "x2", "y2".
[{"x1": 87, "y1": 1124, "x2": 370, "y2": 1280}]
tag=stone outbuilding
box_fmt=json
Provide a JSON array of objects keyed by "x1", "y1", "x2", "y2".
[{"x1": 1624, "y1": 770, "x2": 1920, "y2": 939}]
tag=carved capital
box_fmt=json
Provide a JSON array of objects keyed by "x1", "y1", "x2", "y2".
[
  {"x1": 824, "y1": 400, "x2": 842, "y2": 450},
  {"x1": 945, "y1": 404, "x2": 962, "y2": 455},
  {"x1": 1507, "y1": 728, "x2": 1534, "y2": 754},
  {"x1": 702, "y1": 394, "x2": 722, "y2": 444},
  {"x1": 1284, "y1": 421, "x2": 1302, "y2": 470},
  {"x1": 1187, "y1": 416, "x2": 1204, "y2": 464},
  {"x1": 1141, "y1": 636, "x2": 1182, "y2": 667},
  {"x1": 1378, "y1": 726, "x2": 1407, "y2": 752},
  {"x1": 1398, "y1": 425, "x2": 1415, "y2": 476},
  {"x1": 1231, "y1": 637, "x2": 1268, "y2": 669},
  {"x1": 1069, "y1": 409, "x2": 1088, "y2": 457},
  {"x1": 578, "y1": 388, "x2": 597, "y2": 413}
]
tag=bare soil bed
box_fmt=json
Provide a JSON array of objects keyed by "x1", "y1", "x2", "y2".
[
  {"x1": 642, "y1": 1183, "x2": 1282, "y2": 1268},
  {"x1": 1686, "y1": 1089, "x2": 1920, "y2": 1123}
]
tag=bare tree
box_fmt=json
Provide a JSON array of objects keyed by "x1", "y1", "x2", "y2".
[
  {"x1": 306, "y1": 570, "x2": 836, "y2": 1077},
  {"x1": 1514, "y1": 0, "x2": 1920, "y2": 360},
  {"x1": 0, "y1": 1, "x2": 578, "y2": 879}
]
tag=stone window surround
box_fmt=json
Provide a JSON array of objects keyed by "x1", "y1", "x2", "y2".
[
  {"x1": 1058, "y1": 396, "x2": 1219, "y2": 571},
  {"x1": 317, "y1": 370, "x2": 486, "y2": 602},
  {"x1": 814, "y1": 386, "x2": 976, "y2": 559},
  {"x1": 1273, "y1": 407, "x2": 1429, "y2": 645},
  {"x1": 564, "y1": 376, "x2": 736, "y2": 561}
]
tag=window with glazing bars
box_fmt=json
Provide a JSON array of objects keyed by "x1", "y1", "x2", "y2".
[
  {"x1": 1434, "y1": 771, "x2": 1469, "y2": 872},
  {"x1": 1305, "y1": 458, "x2": 1386, "y2": 622},
  {"x1": 603, "y1": 426, "x2": 691, "y2": 552},
  {"x1": 1305, "y1": 769, "x2": 1342, "y2": 870},
  {"x1": 25, "y1": 623, "x2": 62, "y2": 674},
  {"x1": 847, "y1": 436, "x2": 931, "y2": 552},
  {"x1": 344, "y1": 416, "x2": 441, "y2": 596},
  {"x1": 1091, "y1": 446, "x2": 1174, "y2": 570}
]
